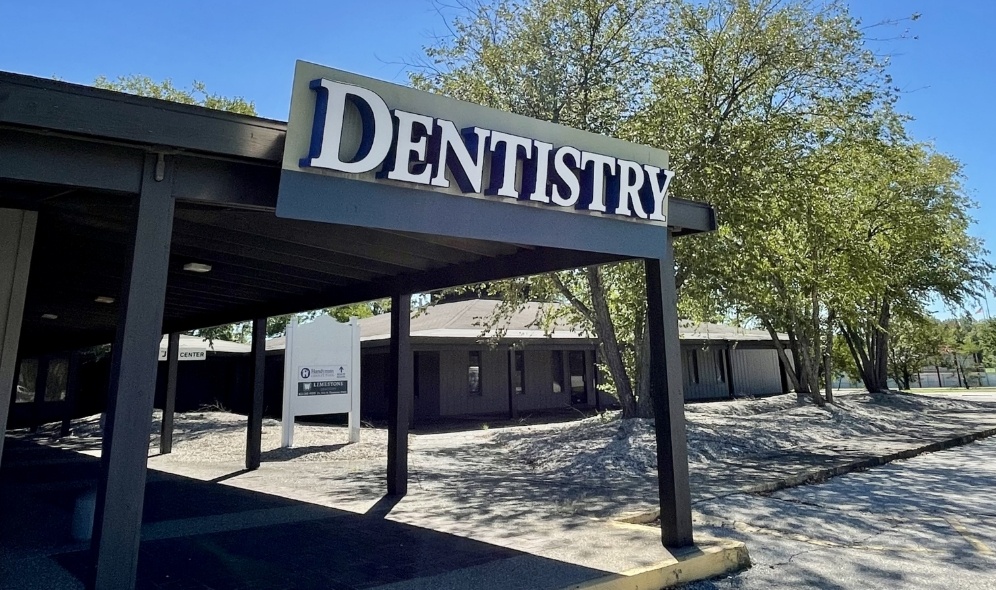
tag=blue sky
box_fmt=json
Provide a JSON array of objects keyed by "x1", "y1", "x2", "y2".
[{"x1": 2, "y1": 0, "x2": 993, "y2": 315}]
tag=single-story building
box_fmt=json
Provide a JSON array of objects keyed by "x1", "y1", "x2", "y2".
[
  {"x1": 7, "y1": 335, "x2": 251, "y2": 430},
  {"x1": 12, "y1": 300, "x2": 790, "y2": 427},
  {"x1": 18, "y1": 300, "x2": 792, "y2": 425},
  {"x1": 264, "y1": 299, "x2": 791, "y2": 421}
]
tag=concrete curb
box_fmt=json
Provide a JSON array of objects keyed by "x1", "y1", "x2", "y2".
[
  {"x1": 740, "y1": 426, "x2": 996, "y2": 495},
  {"x1": 556, "y1": 538, "x2": 751, "y2": 590}
]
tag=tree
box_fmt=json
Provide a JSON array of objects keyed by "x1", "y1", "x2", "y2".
[
  {"x1": 969, "y1": 317, "x2": 996, "y2": 367},
  {"x1": 94, "y1": 75, "x2": 256, "y2": 115},
  {"x1": 644, "y1": 1, "x2": 993, "y2": 400},
  {"x1": 641, "y1": 0, "x2": 910, "y2": 406},
  {"x1": 192, "y1": 301, "x2": 386, "y2": 344},
  {"x1": 835, "y1": 142, "x2": 993, "y2": 392},
  {"x1": 887, "y1": 315, "x2": 943, "y2": 390},
  {"x1": 417, "y1": 0, "x2": 992, "y2": 412},
  {"x1": 414, "y1": 0, "x2": 669, "y2": 417}
]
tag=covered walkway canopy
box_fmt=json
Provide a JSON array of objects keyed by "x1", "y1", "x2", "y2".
[{"x1": 0, "y1": 67, "x2": 716, "y2": 590}]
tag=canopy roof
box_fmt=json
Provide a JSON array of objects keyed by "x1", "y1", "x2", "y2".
[{"x1": 0, "y1": 71, "x2": 716, "y2": 357}]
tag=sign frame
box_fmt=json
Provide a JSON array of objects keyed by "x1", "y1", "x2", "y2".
[{"x1": 281, "y1": 314, "x2": 361, "y2": 447}]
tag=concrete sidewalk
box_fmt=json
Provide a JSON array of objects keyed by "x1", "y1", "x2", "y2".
[
  {"x1": 137, "y1": 401, "x2": 996, "y2": 589},
  {"x1": 6, "y1": 392, "x2": 995, "y2": 590},
  {"x1": 0, "y1": 440, "x2": 748, "y2": 590}
]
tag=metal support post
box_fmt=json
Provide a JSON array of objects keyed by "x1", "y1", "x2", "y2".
[
  {"x1": 159, "y1": 333, "x2": 179, "y2": 455},
  {"x1": 387, "y1": 293, "x2": 412, "y2": 496},
  {"x1": 246, "y1": 318, "x2": 266, "y2": 470},
  {"x1": 91, "y1": 153, "x2": 175, "y2": 590},
  {"x1": 644, "y1": 232, "x2": 694, "y2": 548}
]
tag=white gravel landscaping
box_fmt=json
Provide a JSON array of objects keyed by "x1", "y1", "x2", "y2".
[
  {"x1": 33, "y1": 391, "x2": 995, "y2": 484},
  {"x1": 490, "y1": 391, "x2": 994, "y2": 478}
]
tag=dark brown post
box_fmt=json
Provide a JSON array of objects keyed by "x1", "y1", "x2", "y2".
[
  {"x1": 584, "y1": 349, "x2": 596, "y2": 408},
  {"x1": 507, "y1": 347, "x2": 518, "y2": 420},
  {"x1": 246, "y1": 317, "x2": 266, "y2": 470},
  {"x1": 644, "y1": 231, "x2": 694, "y2": 548},
  {"x1": 91, "y1": 153, "x2": 175, "y2": 590},
  {"x1": 725, "y1": 346, "x2": 735, "y2": 399},
  {"x1": 159, "y1": 333, "x2": 179, "y2": 455},
  {"x1": 387, "y1": 293, "x2": 412, "y2": 496}
]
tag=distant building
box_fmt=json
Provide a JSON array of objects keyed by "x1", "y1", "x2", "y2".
[
  {"x1": 266, "y1": 299, "x2": 790, "y2": 421},
  {"x1": 15, "y1": 301, "x2": 791, "y2": 426}
]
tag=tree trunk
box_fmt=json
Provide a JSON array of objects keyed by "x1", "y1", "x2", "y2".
[
  {"x1": 954, "y1": 355, "x2": 970, "y2": 390},
  {"x1": 786, "y1": 301, "x2": 824, "y2": 406},
  {"x1": 635, "y1": 316, "x2": 654, "y2": 418},
  {"x1": 840, "y1": 320, "x2": 882, "y2": 392},
  {"x1": 787, "y1": 329, "x2": 809, "y2": 394},
  {"x1": 761, "y1": 320, "x2": 806, "y2": 394},
  {"x1": 586, "y1": 266, "x2": 640, "y2": 417},
  {"x1": 824, "y1": 310, "x2": 835, "y2": 403},
  {"x1": 874, "y1": 299, "x2": 891, "y2": 391}
]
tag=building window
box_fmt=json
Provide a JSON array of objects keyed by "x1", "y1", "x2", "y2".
[
  {"x1": 686, "y1": 349, "x2": 700, "y2": 385},
  {"x1": 413, "y1": 352, "x2": 421, "y2": 399},
  {"x1": 468, "y1": 351, "x2": 482, "y2": 396},
  {"x1": 513, "y1": 350, "x2": 525, "y2": 395},
  {"x1": 551, "y1": 351, "x2": 565, "y2": 394},
  {"x1": 46, "y1": 357, "x2": 69, "y2": 402},
  {"x1": 569, "y1": 350, "x2": 587, "y2": 405},
  {"x1": 715, "y1": 349, "x2": 726, "y2": 384},
  {"x1": 15, "y1": 358, "x2": 37, "y2": 403}
]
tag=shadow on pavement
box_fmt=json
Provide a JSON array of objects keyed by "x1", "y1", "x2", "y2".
[{"x1": 0, "y1": 438, "x2": 610, "y2": 590}]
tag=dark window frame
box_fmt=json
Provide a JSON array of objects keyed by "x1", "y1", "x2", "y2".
[
  {"x1": 551, "y1": 350, "x2": 565, "y2": 394},
  {"x1": 413, "y1": 351, "x2": 421, "y2": 399},
  {"x1": 568, "y1": 350, "x2": 587, "y2": 405},
  {"x1": 14, "y1": 358, "x2": 38, "y2": 404},
  {"x1": 513, "y1": 350, "x2": 526, "y2": 395},
  {"x1": 468, "y1": 350, "x2": 482, "y2": 396},
  {"x1": 687, "y1": 349, "x2": 700, "y2": 385}
]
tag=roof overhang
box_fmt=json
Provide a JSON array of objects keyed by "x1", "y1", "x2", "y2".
[{"x1": 0, "y1": 71, "x2": 717, "y2": 356}]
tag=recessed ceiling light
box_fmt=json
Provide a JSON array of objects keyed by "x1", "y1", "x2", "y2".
[
  {"x1": 183, "y1": 262, "x2": 212, "y2": 273},
  {"x1": 41, "y1": 313, "x2": 58, "y2": 320},
  {"x1": 95, "y1": 296, "x2": 115, "y2": 304}
]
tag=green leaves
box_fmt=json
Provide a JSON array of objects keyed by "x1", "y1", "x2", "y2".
[
  {"x1": 416, "y1": 0, "x2": 992, "y2": 404},
  {"x1": 93, "y1": 75, "x2": 257, "y2": 116}
]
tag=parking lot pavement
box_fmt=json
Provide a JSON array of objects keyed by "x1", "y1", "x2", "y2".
[{"x1": 683, "y1": 436, "x2": 996, "y2": 589}]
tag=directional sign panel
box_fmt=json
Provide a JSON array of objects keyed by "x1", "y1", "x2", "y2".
[{"x1": 281, "y1": 315, "x2": 361, "y2": 447}]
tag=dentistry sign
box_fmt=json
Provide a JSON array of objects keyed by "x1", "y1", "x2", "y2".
[{"x1": 278, "y1": 61, "x2": 674, "y2": 230}]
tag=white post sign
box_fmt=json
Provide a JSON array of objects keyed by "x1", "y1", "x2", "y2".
[{"x1": 281, "y1": 315, "x2": 361, "y2": 447}]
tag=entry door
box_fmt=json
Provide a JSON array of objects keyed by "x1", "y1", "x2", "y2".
[{"x1": 569, "y1": 351, "x2": 587, "y2": 406}]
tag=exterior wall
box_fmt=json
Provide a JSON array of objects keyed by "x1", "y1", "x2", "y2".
[
  {"x1": 439, "y1": 348, "x2": 509, "y2": 416},
  {"x1": 515, "y1": 349, "x2": 573, "y2": 411},
  {"x1": 46, "y1": 337, "x2": 790, "y2": 427},
  {"x1": 730, "y1": 347, "x2": 784, "y2": 397},
  {"x1": 361, "y1": 352, "x2": 390, "y2": 418},
  {"x1": 413, "y1": 351, "x2": 441, "y2": 420},
  {"x1": 681, "y1": 344, "x2": 730, "y2": 401}
]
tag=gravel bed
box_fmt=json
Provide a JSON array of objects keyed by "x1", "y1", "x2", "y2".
[{"x1": 20, "y1": 391, "x2": 995, "y2": 481}]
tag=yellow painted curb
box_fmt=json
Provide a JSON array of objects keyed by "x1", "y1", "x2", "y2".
[{"x1": 556, "y1": 538, "x2": 750, "y2": 590}]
